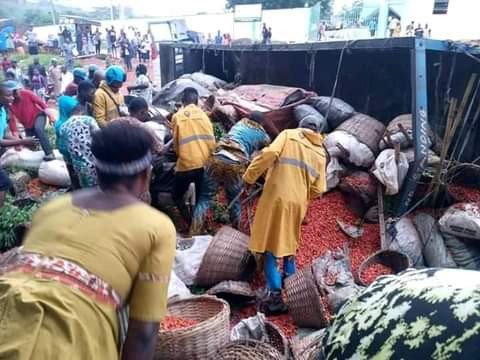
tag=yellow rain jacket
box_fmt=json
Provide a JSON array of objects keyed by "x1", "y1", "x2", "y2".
[
  {"x1": 243, "y1": 128, "x2": 327, "y2": 257},
  {"x1": 93, "y1": 81, "x2": 125, "y2": 127},
  {"x1": 172, "y1": 104, "x2": 216, "y2": 172}
]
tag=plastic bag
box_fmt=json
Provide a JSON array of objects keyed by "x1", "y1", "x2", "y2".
[
  {"x1": 439, "y1": 203, "x2": 480, "y2": 240},
  {"x1": 293, "y1": 105, "x2": 329, "y2": 133},
  {"x1": 326, "y1": 157, "x2": 346, "y2": 191},
  {"x1": 10, "y1": 171, "x2": 32, "y2": 195},
  {"x1": 38, "y1": 160, "x2": 71, "y2": 187},
  {"x1": 372, "y1": 149, "x2": 409, "y2": 195},
  {"x1": 190, "y1": 72, "x2": 227, "y2": 92},
  {"x1": 0, "y1": 148, "x2": 63, "y2": 171},
  {"x1": 311, "y1": 249, "x2": 362, "y2": 313},
  {"x1": 414, "y1": 213, "x2": 457, "y2": 268},
  {"x1": 168, "y1": 270, "x2": 191, "y2": 300},
  {"x1": 174, "y1": 235, "x2": 212, "y2": 285},
  {"x1": 153, "y1": 78, "x2": 211, "y2": 106},
  {"x1": 231, "y1": 313, "x2": 267, "y2": 341},
  {"x1": 386, "y1": 217, "x2": 425, "y2": 267},
  {"x1": 308, "y1": 96, "x2": 355, "y2": 129},
  {"x1": 325, "y1": 131, "x2": 376, "y2": 168},
  {"x1": 443, "y1": 233, "x2": 480, "y2": 270}
]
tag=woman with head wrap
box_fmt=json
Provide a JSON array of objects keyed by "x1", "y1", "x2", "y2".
[
  {"x1": 58, "y1": 82, "x2": 99, "y2": 189},
  {"x1": 0, "y1": 121, "x2": 176, "y2": 360},
  {"x1": 93, "y1": 65, "x2": 126, "y2": 127}
]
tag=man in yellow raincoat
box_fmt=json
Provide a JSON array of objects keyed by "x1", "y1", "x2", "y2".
[
  {"x1": 243, "y1": 114, "x2": 328, "y2": 313},
  {"x1": 172, "y1": 87, "x2": 216, "y2": 223}
]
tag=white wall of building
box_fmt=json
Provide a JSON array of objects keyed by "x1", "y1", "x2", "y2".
[
  {"x1": 33, "y1": 7, "x2": 312, "y2": 44},
  {"x1": 391, "y1": 0, "x2": 480, "y2": 40}
]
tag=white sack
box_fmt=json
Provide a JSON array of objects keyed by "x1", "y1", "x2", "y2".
[
  {"x1": 372, "y1": 149, "x2": 409, "y2": 195},
  {"x1": 325, "y1": 130, "x2": 376, "y2": 168},
  {"x1": 1, "y1": 148, "x2": 63, "y2": 171},
  {"x1": 38, "y1": 159, "x2": 71, "y2": 187},
  {"x1": 386, "y1": 217, "x2": 425, "y2": 267},
  {"x1": 143, "y1": 121, "x2": 169, "y2": 147},
  {"x1": 439, "y1": 203, "x2": 480, "y2": 240},
  {"x1": 174, "y1": 235, "x2": 212, "y2": 285},
  {"x1": 167, "y1": 270, "x2": 191, "y2": 300},
  {"x1": 326, "y1": 157, "x2": 345, "y2": 190}
]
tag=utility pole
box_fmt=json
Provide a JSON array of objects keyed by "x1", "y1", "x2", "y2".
[
  {"x1": 48, "y1": 0, "x2": 57, "y2": 25},
  {"x1": 377, "y1": 0, "x2": 389, "y2": 38},
  {"x1": 110, "y1": 0, "x2": 115, "y2": 20}
]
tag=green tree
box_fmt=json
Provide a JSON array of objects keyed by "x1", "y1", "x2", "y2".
[{"x1": 226, "y1": 0, "x2": 332, "y2": 14}]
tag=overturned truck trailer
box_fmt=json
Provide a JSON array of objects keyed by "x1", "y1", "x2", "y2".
[{"x1": 159, "y1": 37, "x2": 480, "y2": 216}]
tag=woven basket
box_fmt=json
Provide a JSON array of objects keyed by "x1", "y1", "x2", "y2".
[
  {"x1": 206, "y1": 280, "x2": 255, "y2": 299},
  {"x1": 265, "y1": 321, "x2": 289, "y2": 358},
  {"x1": 155, "y1": 295, "x2": 230, "y2": 359},
  {"x1": 285, "y1": 267, "x2": 329, "y2": 329},
  {"x1": 290, "y1": 333, "x2": 325, "y2": 360},
  {"x1": 195, "y1": 226, "x2": 256, "y2": 287},
  {"x1": 213, "y1": 340, "x2": 282, "y2": 360},
  {"x1": 336, "y1": 113, "x2": 386, "y2": 154},
  {"x1": 355, "y1": 249, "x2": 411, "y2": 286}
]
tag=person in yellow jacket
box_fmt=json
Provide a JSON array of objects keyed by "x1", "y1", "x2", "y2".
[
  {"x1": 93, "y1": 65, "x2": 126, "y2": 127},
  {"x1": 172, "y1": 87, "x2": 215, "y2": 223},
  {"x1": 243, "y1": 115, "x2": 328, "y2": 314}
]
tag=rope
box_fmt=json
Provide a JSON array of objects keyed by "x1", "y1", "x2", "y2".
[{"x1": 324, "y1": 42, "x2": 351, "y2": 124}]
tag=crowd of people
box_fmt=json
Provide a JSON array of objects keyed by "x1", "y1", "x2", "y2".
[
  {"x1": 0, "y1": 41, "x2": 332, "y2": 356},
  {"x1": 387, "y1": 17, "x2": 433, "y2": 38}
]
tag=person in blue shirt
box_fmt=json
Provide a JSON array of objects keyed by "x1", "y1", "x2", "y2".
[
  {"x1": 215, "y1": 31, "x2": 223, "y2": 45},
  {"x1": 191, "y1": 111, "x2": 271, "y2": 234},
  {"x1": 0, "y1": 81, "x2": 38, "y2": 206}
]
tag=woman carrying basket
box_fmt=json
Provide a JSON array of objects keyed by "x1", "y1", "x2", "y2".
[{"x1": 0, "y1": 122, "x2": 176, "y2": 360}]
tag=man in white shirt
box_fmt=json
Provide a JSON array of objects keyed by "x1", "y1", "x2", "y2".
[{"x1": 127, "y1": 64, "x2": 152, "y2": 105}]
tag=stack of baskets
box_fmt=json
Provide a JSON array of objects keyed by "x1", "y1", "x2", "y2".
[
  {"x1": 195, "y1": 226, "x2": 256, "y2": 287},
  {"x1": 284, "y1": 266, "x2": 330, "y2": 329},
  {"x1": 156, "y1": 296, "x2": 230, "y2": 359}
]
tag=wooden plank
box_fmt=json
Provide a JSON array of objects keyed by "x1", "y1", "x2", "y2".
[{"x1": 377, "y1": 184, "x2": 387, "y2": 250}]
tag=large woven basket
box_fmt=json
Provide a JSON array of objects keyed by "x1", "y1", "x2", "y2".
[
  {"x1": 336, "y1": 113, "x2": 386, "y2": 154},
  {"x1": 355, "y1": 249, "x2": 411, "y2": 286},
  {"x1": 195, "y1": 226, "x2": 256, "y2": 287},
  {"x1": 285, "y1": 266, "x2": 329, "y2": 329},
  {"x1": 155, "y1": 295, "x2": 230, "y2": 359},
  {"x1": 213, "y1": 340, "x2": 282, "y2": 360}
]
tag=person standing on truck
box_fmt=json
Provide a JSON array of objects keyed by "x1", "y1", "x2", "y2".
[
  {"x1": 243, "y1": 115, "x2": 328, "y2": 314},
  {"x1": 171, "y1": 87, "x2": 216, "y2": 224},
  {"x1": 191, "y1": 111, "x2": 271, "y2": 234}
]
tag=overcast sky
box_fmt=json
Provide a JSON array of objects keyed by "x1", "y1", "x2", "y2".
[
  {"x1": 54, "y1": 0, "x2": 352, "y2": 16},
  {"x1": 55, "y1": 0, "x2": 227, "y2": 16}
]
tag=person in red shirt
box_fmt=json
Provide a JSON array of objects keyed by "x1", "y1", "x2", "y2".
[{"x1": 9, "y1": 82, "x2": 55, "y2": 160}]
